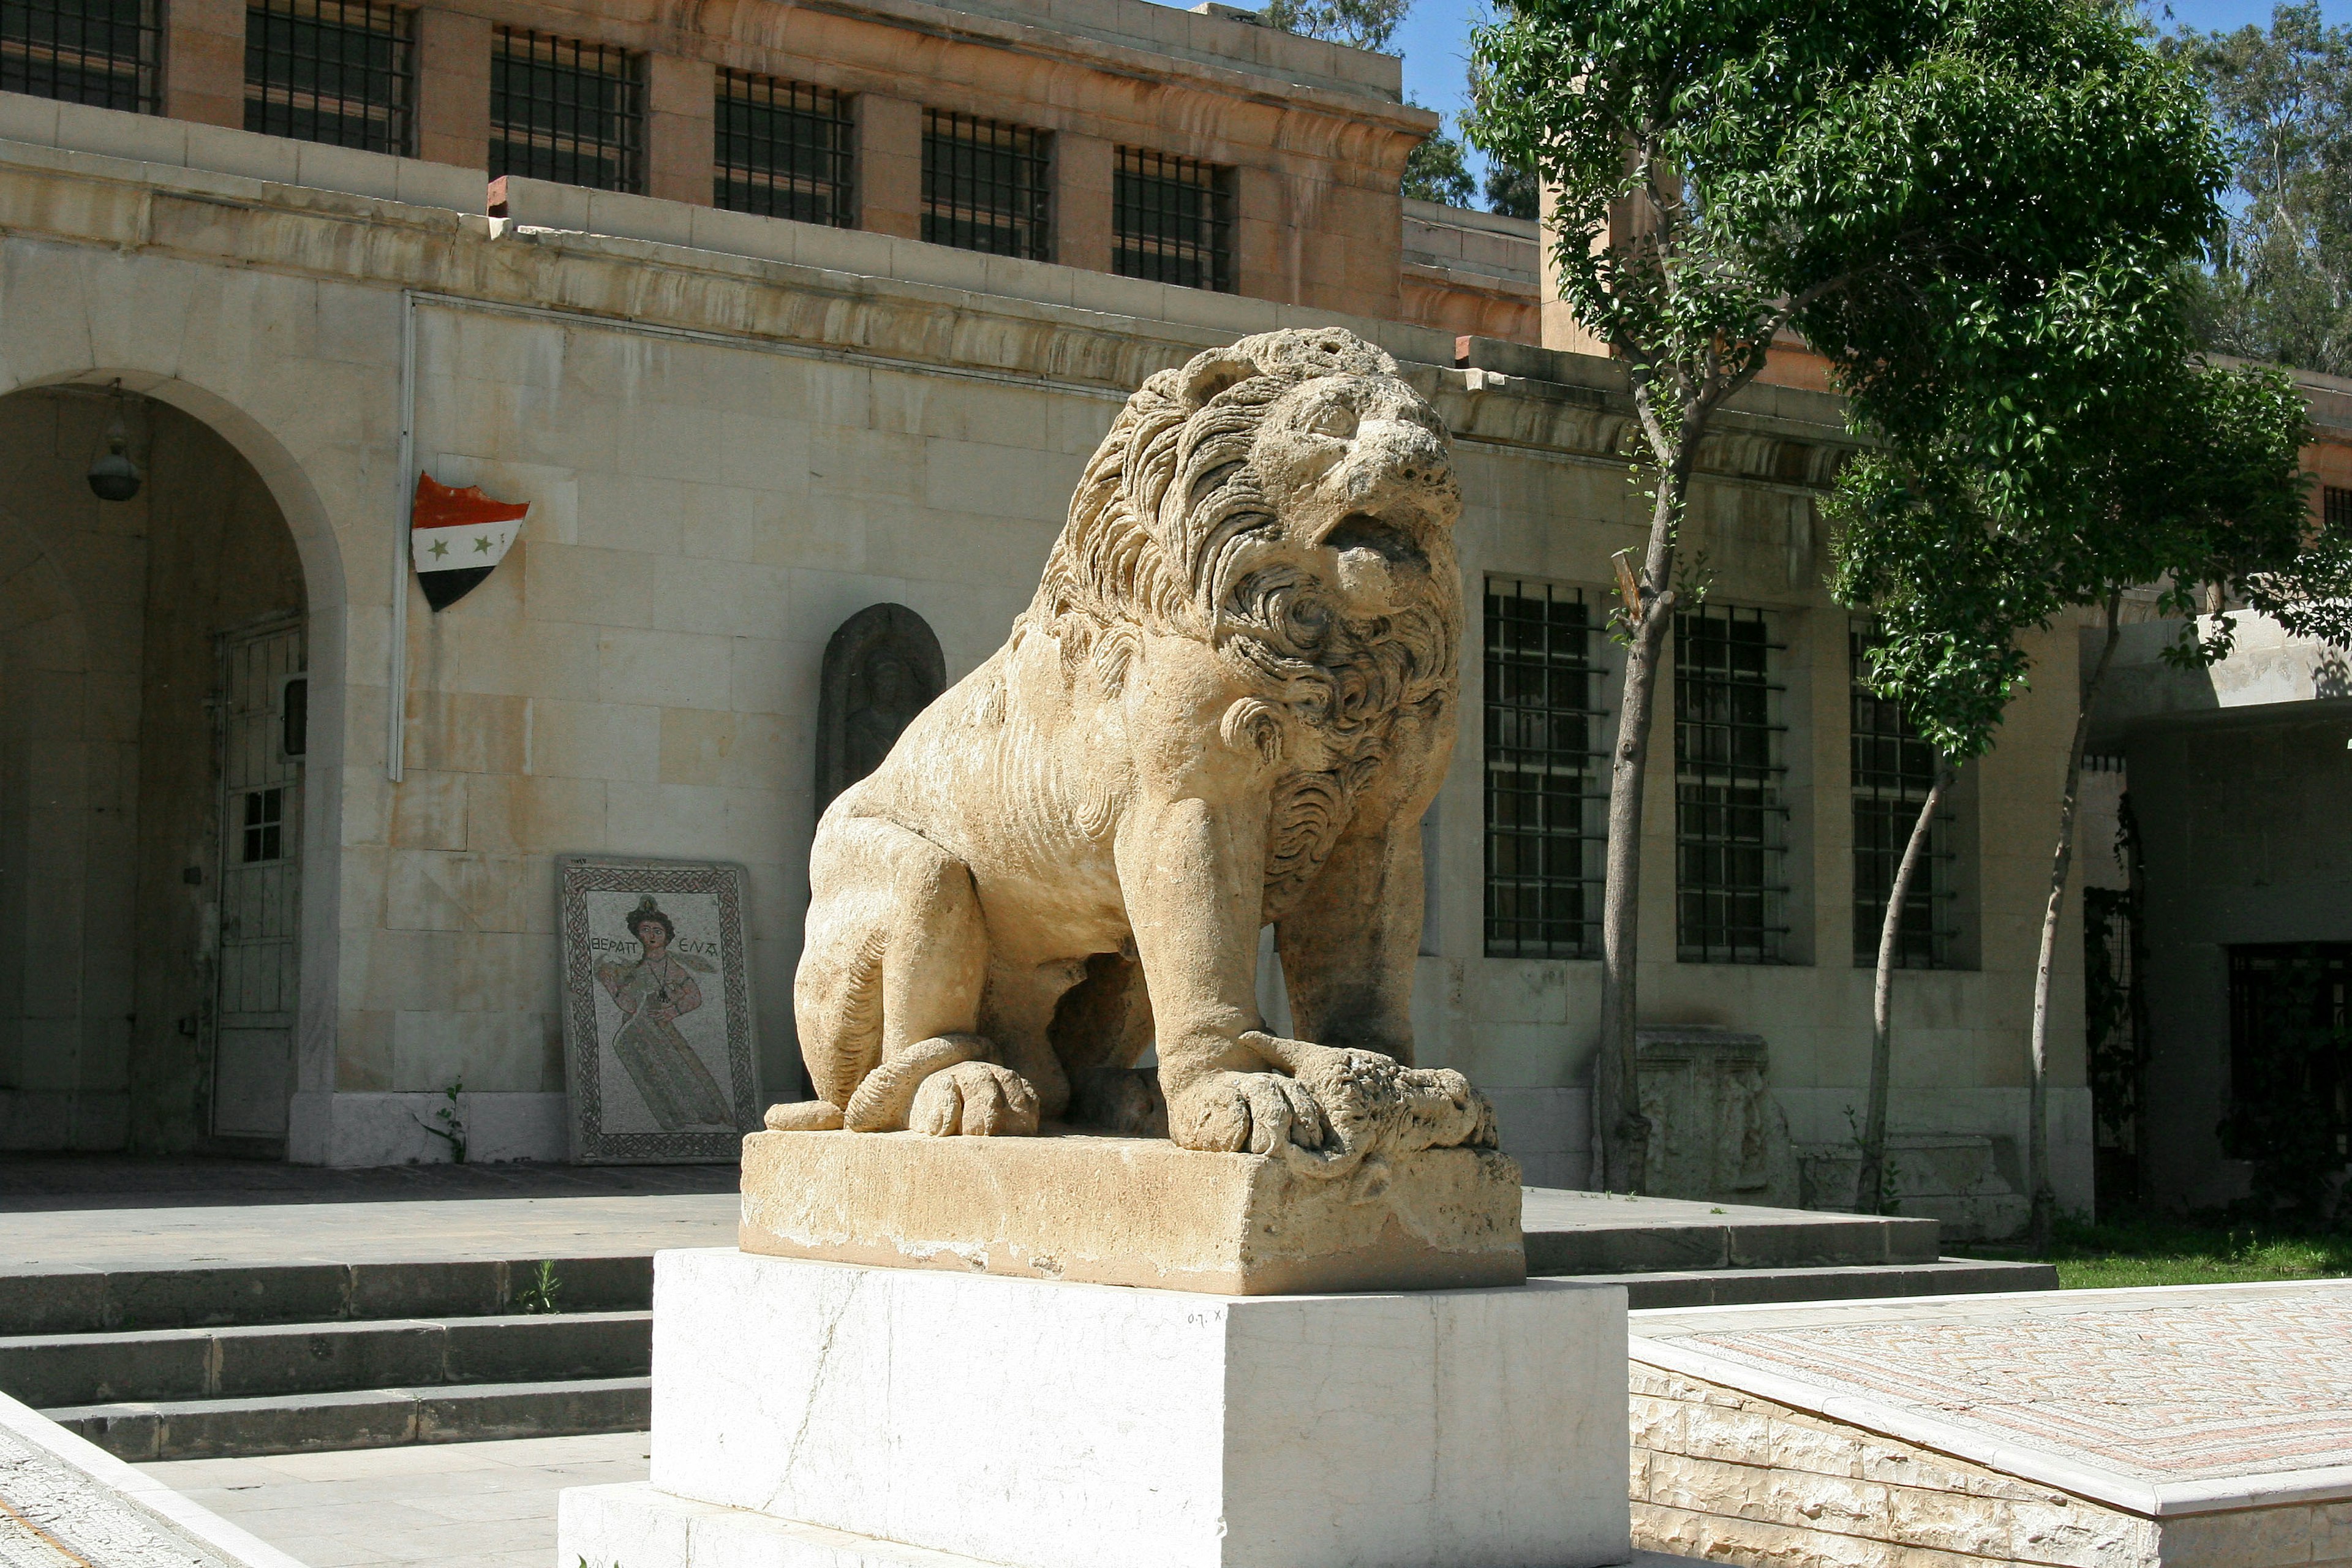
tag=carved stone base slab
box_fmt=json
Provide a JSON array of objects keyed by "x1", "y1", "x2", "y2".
[{"x1": 737, "y1": 1128, "x2": 1526, "y2": 1294}]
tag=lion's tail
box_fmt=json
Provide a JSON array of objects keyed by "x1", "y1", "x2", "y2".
[{"x1": 762, "y1": 1099, "x2": 844, "y2": 1132}]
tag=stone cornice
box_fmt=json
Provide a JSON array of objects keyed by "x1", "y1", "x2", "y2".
[{"x1": 0, "y1": 139, "x2": 1855, "y2": 493}]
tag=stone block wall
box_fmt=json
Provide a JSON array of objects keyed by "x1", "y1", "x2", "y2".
[
  {"x1": 1630, "y1": 1363, "x2": 2350, "y2": 1568},
  {"x1": 0, "y1": 124, "x2": 2097, "y2": 1174},
  {"x1": 1399, "y1": 199, "x2": 1540, "y2": 346},
  {"x1": 138, "y1": 0, "x2": 1430, "y2": 322}
]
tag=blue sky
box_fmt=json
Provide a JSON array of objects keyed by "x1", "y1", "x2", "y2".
[{"x1": 1384, "y1": 0, "x2": 2352, "y2": 190}]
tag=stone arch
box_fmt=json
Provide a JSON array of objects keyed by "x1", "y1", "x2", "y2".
[
  {"x1": 0, "y1": 374, "x2": 334, "y2": 1147},
  {"x1": 5, "y1": 369, "x2": 349, "y2": 627}
]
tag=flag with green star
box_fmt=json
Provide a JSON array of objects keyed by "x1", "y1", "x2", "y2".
[{"x1": 410, "y1": 472, "x2": 529, "y2": 612}]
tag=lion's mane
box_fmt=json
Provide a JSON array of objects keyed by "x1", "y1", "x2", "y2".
[{"x1": 1017, "y1": 329, "x2": 1461, "y2": 910}]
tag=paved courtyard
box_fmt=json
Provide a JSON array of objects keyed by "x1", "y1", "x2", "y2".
[{"x1": 135, "y1": 1433, "x2": 651, "y2": 1568}]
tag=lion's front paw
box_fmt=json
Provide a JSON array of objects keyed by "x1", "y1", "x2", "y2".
[
  {"x1": 1168, "y1": 1070, "x2": 1329, "y2": 1156},
  {"x1": 1242, "y1": 1034, "x2": 1498, "y2": 1167},
  {"x1": 1384, "y1": 1064, "x2": 1498, "y2": 1150},
  {"x1": 908, "y1": 1061, "x2": 1041, "y2": 1137}
]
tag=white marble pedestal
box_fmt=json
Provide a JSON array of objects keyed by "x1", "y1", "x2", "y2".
[{"x1": 558, "y1": 1247, "x2": 1638, "y2": 1568}]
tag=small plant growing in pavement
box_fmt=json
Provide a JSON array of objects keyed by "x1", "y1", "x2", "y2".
[
  {"x1": 416, "y1": 1078, "x2": 467, "y2": 1164},
  {"x1": 516, "y1": 1261, "x2": 564, "y2": 1314}
]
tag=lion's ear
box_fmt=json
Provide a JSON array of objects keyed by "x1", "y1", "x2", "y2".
[{"x1": 1179, "y1": 353, "x2": 1256, "y2": 409}]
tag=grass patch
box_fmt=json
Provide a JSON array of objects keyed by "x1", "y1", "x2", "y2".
[{"x1": 1960, "y1": 1215, "x2": 2352, "y2": 1289}]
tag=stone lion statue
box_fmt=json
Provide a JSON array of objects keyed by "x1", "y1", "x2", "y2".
[{"x1": 768, "y1": 328, "x2": 1495, "y2": 1172}]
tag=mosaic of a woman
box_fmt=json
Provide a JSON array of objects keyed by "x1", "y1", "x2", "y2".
[{"x1": 595, "y1": 895, "x2": 733, "y2": 1131}]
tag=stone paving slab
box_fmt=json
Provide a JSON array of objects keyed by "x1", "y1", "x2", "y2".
[
  {"x1": 140, "y1": 1431, "x2": 654, "y2": 1568},
  {"x1": 1631, "y1": 1278, "x2": 2352, "y2": 1514},
  {"x1": 4, "y1": 1182, "x2": 1930, "y2": 1280},
  {"x1": 0, "y1": 1197, "x2": 742, "y2": 1276}
]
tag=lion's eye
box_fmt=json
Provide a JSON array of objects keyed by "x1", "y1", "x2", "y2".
[{"x1": 1308, "y1": 405, "x2": 1358, "y2": 440}]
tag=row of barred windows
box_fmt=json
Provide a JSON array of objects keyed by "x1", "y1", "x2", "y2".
[
  {"x1": 1482, "y1": 578, "x2": 1958, "y2": 968},
  {"x1": 1, "y1": 0, "x2": 1237, "y2": 288}
]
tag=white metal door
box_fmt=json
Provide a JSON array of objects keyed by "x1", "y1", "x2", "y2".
[{"x1": 211, "y1": 622, "x2": 306, "y2": 1140}]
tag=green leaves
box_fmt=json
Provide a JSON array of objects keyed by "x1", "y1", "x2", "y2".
[
  {"x1": 1258, "y1": 0, "x2": 1411, "y2": 53},
  {"x1": 1403, "y1": 111, "x2": 1478, "y2": 206},
  {"x1": 2166, "y1": 2, "x2": 2352, "y2": 376}
]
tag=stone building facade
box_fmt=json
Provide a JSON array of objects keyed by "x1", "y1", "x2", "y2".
[
  {"x1": 0, "y1": 0, "x2": 2166, "y2": 1214},
  {"x1": 2086, "y1": 383, "x2": 2352, "y2": 1214}
]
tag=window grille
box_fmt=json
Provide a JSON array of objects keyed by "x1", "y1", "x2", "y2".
[
  {"x1": 1850, "y1": 626, "x2": 1954, "y2": 968},
  {"x1": 1675, "y1": 603, "x2": 1789, "y2": 963},
  {"x1": 1114, "y1": 147, "x2": 1234, "y2": 292},
  {"x1": 244, "y1": 0, "x2": 413, "y2": 155},
  {"x1": 241, "y1": 786, "x2": 287, "y2": 864},
  {"x1": 491, "y1": 28, "x2": 642, "y2": 193},
  {"x1": 715, "y1": 70, "x2": 852, "y2": 225},
  {"x1": 922, "y1": 108, "x2": 1050, "y2": 260},
  {"x1": 2327, "y1": 485, "x2": 2352, "y2": 534},
  {"x1": 1, "y1": 0, "x2": 158, "y2": 111},
  {"x1": 1485, "y1": 579, "x2": 1607, "y2": 959}
]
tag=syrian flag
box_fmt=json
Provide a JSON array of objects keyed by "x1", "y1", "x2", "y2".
[{"x1": 412, "y1": 473, "x2": 529, "y2": 612}]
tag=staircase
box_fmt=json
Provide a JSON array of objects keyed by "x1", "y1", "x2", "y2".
[
  {"x1": 0, "y1": 1257, "x2": 651, "y2": 1461},
  {"x1": 0, "y1": 1165, "x2": 2056, "y2": 1463},
  {"x1": 1520, "y1": 1188, "x2": 2056, "y2": 1308}
]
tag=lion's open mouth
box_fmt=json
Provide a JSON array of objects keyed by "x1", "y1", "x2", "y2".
[{"x1": 1320, "y1": 512, "x2": 1428, "y2": 569}]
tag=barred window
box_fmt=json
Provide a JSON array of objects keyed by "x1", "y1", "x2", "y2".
[
  {"x1": 922, "y1": 109, "x2": 1050, "y2": 260},
  {"x1": 2, "y1": 0, "x2": 159, "y2": 111},
  {"x1": 1675, "y1": 603, "x2": 1788, "y2": 963},
  {"x1": 715, "y1": 70, "x2": 852, "y2": 225},
  {"x1": 1850, "y1": 626, "x2": 1954, "y2": 968},
  {"x1": 1485, "y1": 580, "x2": 1607, "y2": 959},
  {"x1": 245, "y1": 0, "x2": 413, "y2": 156},
  {"x1": 2327, "y1": 485, "x2": 2352, "y2": 533},
  {"x1": 491, "y1": 28, "x2": 642, "y2": 193},
  {"x1": 1114, "y1": 148, "x2": 1234, "y2": 292}
]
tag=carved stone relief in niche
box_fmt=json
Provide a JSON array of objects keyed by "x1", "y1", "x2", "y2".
[{"x1": 814, "y1": 603, "x2": 946, "y2": 815}]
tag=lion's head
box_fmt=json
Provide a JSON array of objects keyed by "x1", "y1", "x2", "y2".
[{"x1": 1030, "y1": 328, "x2": 1463, "y2": 749}]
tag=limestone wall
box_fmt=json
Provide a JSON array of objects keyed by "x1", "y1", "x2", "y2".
[
  {"x1": 1399, "y1": 199, "x2": 1540, "y2": 347},
  {"x1": 0, "y1": 117, "x2": 2092, "y2": 1181}
]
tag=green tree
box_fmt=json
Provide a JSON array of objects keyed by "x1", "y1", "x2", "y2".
[
  {"x1": 2166, "y1": 4, "x2": 2352, "y2": 376},
  {"x1": 1404, "y1": 115, "x2": 1477, "y2": 206},
  {"x1": 1483, "y1": 161, "x2": 1537, "y2": 220},
  {"x1": 1833, "y1": 358, "x2": 2348, "y2": 1236},
  {"x1": 1468, "y1": 0, "x2": 2282, "y2": 1193},
  {"x1": 1259, "y1": 0, "x2": 1410, "y2": 52}
]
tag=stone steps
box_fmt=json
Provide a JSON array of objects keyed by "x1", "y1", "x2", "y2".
[
  {"x1": 1519, "y1": 1188, "x2": 1942, "y2": 1274},
  {"x1": 0, "y1": 1182, "x2": 2052, "y2": 1464},
  {"x1": 1543, "y1": 1257, "x2": 2058, "y2": 1309},
  {"x1": 0, "y1": 1256, "x2": 653, "y2": 1336},
  {"x1": 0, "y1": 1268, "x2": 657, "y2": 1461},
  {"x1": 0, "y1": 1310, "x2": 649, "y2": 1405},
  {"x1": 45, "y1": 1373, "x2": 652, "y2": 1460}
]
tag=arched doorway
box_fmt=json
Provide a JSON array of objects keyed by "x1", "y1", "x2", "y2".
[{"x1": 0, "y1": 386, "x2": 308, "y2": 1155}]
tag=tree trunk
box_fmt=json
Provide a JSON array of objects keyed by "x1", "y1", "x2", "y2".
[
  {"x1": 1856, "y1": 764, "x2": 1954, "y2": 1215},
  {"x1": 1593, "y1": 447, "x2": 1692, "y2": 1194},
  {"x1": 2028, "y1": 594, "x2": 2123, "y2": 1249}
]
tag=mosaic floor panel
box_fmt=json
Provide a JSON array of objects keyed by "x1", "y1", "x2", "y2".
[{"x1": 1638, "y1": 1281, "x2": 2352, "y2": 1483}]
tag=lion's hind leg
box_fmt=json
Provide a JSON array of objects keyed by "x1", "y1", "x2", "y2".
[{"x1": 785, "y1": 815, "x2": 1038, "y2": 1137}]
